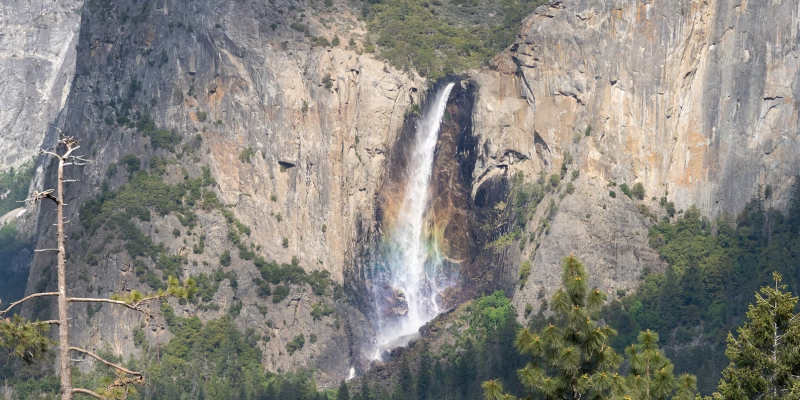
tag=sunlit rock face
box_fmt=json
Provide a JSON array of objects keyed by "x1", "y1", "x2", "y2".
[
  {"x1": 0, "y1": 0, "x2": 81, "y2": 170},
  {"x1": 24, "y1": 0, "x2": 424, "y2": 386},
  {"x1": 470, "y1": 0, "x2": 800, "y2": 321}
]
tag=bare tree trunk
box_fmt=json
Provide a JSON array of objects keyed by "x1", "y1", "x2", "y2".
[{"x1": 56, "y1": 155, "x2": 73, "y2": 400}]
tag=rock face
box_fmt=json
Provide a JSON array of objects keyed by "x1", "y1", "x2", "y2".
[
  {"x1": 469, "y1": 0, "x2": 800, "y2": 318},
  {"x1": 15, "y1": 0, "x2": 800, "y2": 385},
  {"x1": 25, "y1": 0, "x2": 422, "y2": 385},
  {"x1": 0, "y1": 0, "x2": 81, "y2": 170}
]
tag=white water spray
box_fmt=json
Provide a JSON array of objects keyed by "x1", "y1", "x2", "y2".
[{"x1": 373, "y1": 82, "x2": 456, "y2": 358}]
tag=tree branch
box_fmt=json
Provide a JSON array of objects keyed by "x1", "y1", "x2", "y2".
[
  {"x1": 0, "y1": 292, "x2": 58, "y2": 317},
  {"x1": 72, "y1": 388, "x2": 109, "y2": 400},
  {"x1": 69, "y1": 347, "x2": 143, "y2": 377},
  {"x1": 67, "y1": 297, "x2": 145, "y2": 313}
]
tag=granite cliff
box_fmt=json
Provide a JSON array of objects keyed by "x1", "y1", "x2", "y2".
[{"x1": 5, "y1": 0, "x2": 800, "y2": 388}]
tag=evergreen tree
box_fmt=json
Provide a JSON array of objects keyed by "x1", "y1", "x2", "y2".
[
  {"x1": 361, "y1": 379, "x2": 373, "y2": 400},
  {"x1": 789, "y1": 175, "x2": 800, "y2": 232},
  {"x1": 337, "y1": 380, "x2": 350, "y2": 400},
  {"x1": 625, "y1": 330, "x2": 696, "y2": 400},
  {"x1": 712, "y1": 272, "x2": 800, "y2": 399},
  {"x1": 416, "y1": 343, "x2": 432, "y2": 400},
  {"x1": 488, "y1": 256, "x2": 625, "y2": 400},
  {"x1": 484, "y1": 256, "x2": 698, "y2": 400}
]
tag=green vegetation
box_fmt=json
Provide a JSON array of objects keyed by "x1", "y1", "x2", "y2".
[
  {"x1": 620, "y1": 182, "x2": 632, "y2": 198},
  {"x1": 0, "y1": 223, "x2": 32, "y2": 304},
  {"x1": 362, "y1": 0, "x2": 547, "y2": 79},
  {"x1": 4, "y1": 304, "x2": 332, "y2": 399},
  {"x1": 604, "y1": 197, "x2": 800, "y2": 394},
  {"x1": 311, "y1": 302, "x2": 335, "y2": 321},
  {"x1": 251, "y1": 255, "x2": 336, "y2": 303},
  {"x1": 239, "y1": 146, "x2": 256, "y2": 164},
  {"x1": 286, "y1": 334, "x2": 305, "y2": 355},
  {"x1": 711, "y1": 273, "x2": 800, "y2": 399},
  {"x1": 518, "y1": 261, "x2": 531, "y2": 288},
  {"x1": 272, "y1": 285, "x2": 290, "y2": 303},
  {"x1": 79, "y1": 164, "x2": 218, "y2": 290},
  {"x1": 135, "y1": 113, "x2": 182, "y2": 152},
  {"x1": 632, "y1": 182, "x2": 645, "y2": 200},
  {"x1": 196, "y1": 110, "x2": 208, "y2": 122},
  {"x1": 548, "y1": 174, "x2": 560, "y2": 188},
  {"x1": 192, "y1": 268, "x2": 237, "y2": 302},
  {"x1": 0, "y1": 161, "x2": 34, "y2": 216},
  {"x1": 484, "y1": 256, "x2": 696, "y2": 400},
  {"x1": 322, "y1": 73, "x2": 334, "y2": 91},
  {"x1": 220, "y1": 250, "x2": 232, "y2": 267}
]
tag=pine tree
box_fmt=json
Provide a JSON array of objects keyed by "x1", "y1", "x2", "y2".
[
  {"x1": 337, "y1": 380, "x2": 350, "y2": 400},
  {"x1": 483, "y1": 256, "x2": 698, "y2": 400},
  {"x1": 416, "y1": 343, "x2": 432, "y2": 400},
  {"x1": 712, "y1": 272, "x2": 800, "y2": 400},
  {"x1": 789, "y1": 175, "x2": 800, "y2": 233},
  {"x1": 487, "y1": 256, "x2": 625, "y2": 400},
  {"x1": 625, "y1": 330, "x2": 696, "y2": 400}
]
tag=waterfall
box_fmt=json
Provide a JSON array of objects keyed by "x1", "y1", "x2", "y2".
[{"x1": 373, "y1": 82, "x2": 456, "y2": 359}]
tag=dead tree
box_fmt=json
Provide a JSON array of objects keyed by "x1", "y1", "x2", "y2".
[{"x1": 0, "y1": 132, "x2": 195, "y2": 400}]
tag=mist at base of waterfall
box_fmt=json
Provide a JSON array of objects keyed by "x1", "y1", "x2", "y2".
[{"x1": 371, "y1": 82, "x2": 456, "y2": 360}]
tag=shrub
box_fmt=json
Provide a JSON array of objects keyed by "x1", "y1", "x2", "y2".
[
  {"x1": 309, "y1": 334, "x2": 318, "y2": 343},
  {"x1": 0, "y1": 162, "x2": 34, "y2": 216},
  {"x1": 632, "y1": 182, "x2": 645, "y2": 200},
  {"x1": 290, "y1": 21, "x2": 309, "y2": 35},
  {"x1": 311, "y1": 36, "x2": 331, "y2": 47},
  {"x1": 620, "y1": 183, "x2": 632, "y2": 198},
  {"x1": 220, "y1": 250, "x2": 231, "y2": 267},
  {"x1": 322, "y1": 74, "x2": 333, "y2": 91},
  {"x1": 172, "y1": 228, "x2": 180, "y2": 237},
  {"x1": 196, "y1": 111, "x2": 207, "y2": 122},
  {"x1": 584, "y1": 125, "x2": 592, "y2": 136},
  {"x1": 566, "y1": 182, "x2": 575, "y2": 195},
  {"x1": 272, "y1": 285, "x2": 290, "y2": 303},
  {"x1": 572, "y1": 170, "x2": 580, "y2": 181},
  {"x1": 331, "y1": 34, "x2": 340, "y2": 46},
  {"x1": 609, "y1": 190, "x2": 617, "y2": 198},
  {"x1": 282, "y1": 237, "x2": 289, "y2": 248},
  {"x1": 311, "y1": 302, "x2": 335, "y2": 320},
  {"x1": 286, "y1": 334, "x2": 305, "y2": 354},
  {"x1": 549, "y1": 174, "x2": 560, "y2": 188},
  {"x1": 119, "y1": 154, "x2": 141, "y2": 175},
  {"x1": 519, "y1": 261, "x2": 531, "y2": 288},
  {"x1": 665, "y1": 201, "x2": 676, "y2": 217},
  {"x1": 239, "y1": 146, "x2": 255, "y2": 164}
]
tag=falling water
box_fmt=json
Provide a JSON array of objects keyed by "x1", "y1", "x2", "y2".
[{"x1": 373, "y1": 82, "x2": 456, "y2": 358}]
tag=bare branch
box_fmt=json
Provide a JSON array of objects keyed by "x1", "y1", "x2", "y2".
[
  {"x1": 67, "y1": 298, "x2": 144, "y2": 313},
  {"x1": 22, "y1": 189, "x2": 59, "y2": 206},
  {"x1": 0, "y1": 292, "x2": 58, "y2": 317},
  {"x1": 69, "y1": 347, "x2": 143, "y2": 377},
  {"x1": 40, "y1": 150, "x2": 62, "y2": 160},
  {"x1": 34, "y1": 249, "x2": 60, "y2": 252},
  {"x1": 72, "y1": 388, "x2": 109, "y2": 400},
  {"x1": 41, "y1": 320, "x2": 60, "y2": 325}
]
